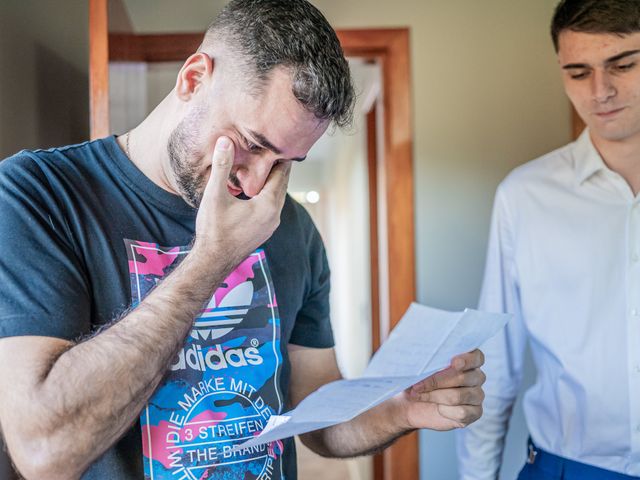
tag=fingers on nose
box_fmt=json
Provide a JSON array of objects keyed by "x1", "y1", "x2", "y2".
[{"x1": 236, "y1": 164, "x2": 278, "y2": 198}]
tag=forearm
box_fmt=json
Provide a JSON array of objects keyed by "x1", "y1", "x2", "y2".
[
  {"x1": 301, "y1": 394, "x2": 411, "y2": 458},
  {"x1": 300, "y1": 349, "x2": 488, "y2": 460},
  {"x1": 26, "y1": 245, "x2": 240, "y2": 477}
]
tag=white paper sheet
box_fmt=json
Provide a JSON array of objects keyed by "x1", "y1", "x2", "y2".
[{"x1": 237, "y1": 303, "x2": 510, "y2": 449}]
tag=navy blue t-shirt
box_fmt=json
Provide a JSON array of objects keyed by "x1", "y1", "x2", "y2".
[{"x1": 0, "y1": 136, "x2": 334, "y2": 479}]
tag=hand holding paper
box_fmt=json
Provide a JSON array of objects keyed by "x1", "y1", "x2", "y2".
[
  {"x1": 238, "y1": 303, "x2": 510, "y2": 449},
  {"x1": 400, "y1": 347, "x2": 487, "y2": 431}
]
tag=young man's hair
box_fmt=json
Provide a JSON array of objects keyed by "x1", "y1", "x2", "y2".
[
  {"x1": 203, "y1": 0, "x2": 354, "y2": 128},
  {"x1": 551, "y1": 0, "x2": 640, "y2": 52}
]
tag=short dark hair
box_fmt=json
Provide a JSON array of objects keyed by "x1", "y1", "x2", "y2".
[
  {"x1": 551, "y1": 0, "x2": 640, "y2": 52},
  {"x1": 204, "y1": 0, "x2": 355, "y2": 128}
]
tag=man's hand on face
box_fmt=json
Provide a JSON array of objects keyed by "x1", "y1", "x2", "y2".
[
  {"x1": 394, "y1": 349, "x2": 486, "y2": 432},
  {"x1": 193, "y1": 135, "x2": 290, "y2": 261}
]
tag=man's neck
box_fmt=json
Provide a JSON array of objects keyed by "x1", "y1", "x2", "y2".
[
  {"x1": 116, "y1": 97, "x2": 179, "y2": 196},
  {"x1": 591, "y1": 132, "x2": 640, "y2": 196}
]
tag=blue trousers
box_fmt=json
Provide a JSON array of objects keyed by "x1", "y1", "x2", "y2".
[{"x1": 517, "y1": 440, "x2": 639, "y2": 480}]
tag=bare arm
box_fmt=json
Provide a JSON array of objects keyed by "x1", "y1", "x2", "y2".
[
  {"x1": 0, "y1": 251, "x2": 232, "y2": 479},
  {"x1": 0, "y1": 137, "x2": 291, "y2": 480},
  {"x1": 289, "y1": 345, "x2": 485, "y2": 458}
]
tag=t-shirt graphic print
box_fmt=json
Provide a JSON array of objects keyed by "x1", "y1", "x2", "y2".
[{"x1": 126, "y1": 239, "x2": 285, "y2": 480}]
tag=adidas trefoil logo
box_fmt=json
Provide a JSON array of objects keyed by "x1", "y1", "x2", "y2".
[{"x1": 190, "y1": 281, "x2": 254, "y2": 341}]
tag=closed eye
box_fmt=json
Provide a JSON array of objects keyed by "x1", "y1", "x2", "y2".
[
  {"x1": 242, "y1": 136, "x2": 264, "y2": 153},
  {"x1": 614, "y1": 62, "x2": 636, "y2": 72},
  {"x1": 569, "y1": 70, "x2": 589, "y2": 80}
]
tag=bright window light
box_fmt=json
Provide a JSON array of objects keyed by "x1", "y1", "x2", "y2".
[{"x1": 306, "y1": 191, "x2": 320, "y2": 204}]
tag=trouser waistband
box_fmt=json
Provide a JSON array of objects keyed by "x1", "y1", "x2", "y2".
[{"x1": 526, "y1": 439, "x2": 639, "y2": 480}]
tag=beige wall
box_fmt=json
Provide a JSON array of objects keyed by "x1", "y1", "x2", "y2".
[{"x1": 0, "y1": 0, "x2": 89, "y2": 157}]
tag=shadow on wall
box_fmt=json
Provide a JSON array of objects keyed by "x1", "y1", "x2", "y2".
[
  {"x1": 0, "y1": 44, "x2": 89, "y2": 480},
  {"x1": 36, "y1": 44, "x2": 89, "y2": 149}
]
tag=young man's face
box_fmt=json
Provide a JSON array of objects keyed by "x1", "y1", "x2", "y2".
[
  {"x1": 558, "y1": 30, "x2": 640, "y2": 145},
  {"x1": 168, "y1": 65, "x2": 328, "y2": 207}
]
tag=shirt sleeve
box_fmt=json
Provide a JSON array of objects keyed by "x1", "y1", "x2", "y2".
[
  {"x1": 288, "y1": 221, "x2": 334, "y2": 349},
  {"x1": 456, "y1": 184, "x2": 529, "y2": 479},
  {"x1": 0, "y1": 153, "x2": 92, "y2": 340}
]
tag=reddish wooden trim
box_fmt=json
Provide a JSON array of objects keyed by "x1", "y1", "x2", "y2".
[
  {"x1": 373, "y1": 454, "x2": 384, "y2": 480},
  {"x1": 109, "y1": 33, "x2": 202, "y2": 62},
  {"x1": 571, "y1": 104, "x2": 585, "y2": 140},
  {"x1": 340, "y1": 28, "x2": 417, "y2": 480},
  {"x1": 367, "y1": 104, "x2": 381, "y2": 356},
  {"x1": 366, "y1": 102, "x2": 385, "y2": 480},
  {"x1": 339, "y1": 28, "x2": 416, "y2": 330},
  {"x1": 89, "y1": 0, "x2": 110, "y2": 139},
  {"x1": 89, "y1": 25, "x2": 416, "y2": 480}
]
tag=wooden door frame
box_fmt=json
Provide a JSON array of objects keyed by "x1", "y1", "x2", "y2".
[
  {"x1": 89, "y1": 3, "x2": 416, "y2": 478},
  {"x1": 89, "y1": 0, "x2": 110, "y2": 139}
]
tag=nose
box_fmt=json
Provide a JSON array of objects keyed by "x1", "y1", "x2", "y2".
[
  {"x1": 592, "y1": 69, "x2": 616, "y2": 103},
  {"x1": 233, "y1": 154, "x2": 277, "y2": 198}
]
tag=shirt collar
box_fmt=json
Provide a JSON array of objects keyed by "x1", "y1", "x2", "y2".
[{"x1": 573, "y1": 128, "x2": 607, "y2": 186}]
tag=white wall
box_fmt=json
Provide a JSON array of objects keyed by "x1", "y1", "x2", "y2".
[{"x1": 109, "y1": 61, "x2": 182, "y2": 134}]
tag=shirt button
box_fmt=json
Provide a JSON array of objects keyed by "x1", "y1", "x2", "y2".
[
  {"x1": 633, "y1": 309, "x2": 640, "y2": 316},
  {"x1": 633, "y1": 253, "x2": 640, "y2": 263},
  {"x1": 636, "y1": 365, "x2": 640, "y2": 373}
]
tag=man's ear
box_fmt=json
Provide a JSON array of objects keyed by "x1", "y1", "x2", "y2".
[{"x1": 175, "y1": 52, "x2": 214, "y2": 101}]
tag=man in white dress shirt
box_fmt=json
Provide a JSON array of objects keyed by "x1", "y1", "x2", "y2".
[{"x1": 457, "y1": 0, "x2": 640, "y2": 478}]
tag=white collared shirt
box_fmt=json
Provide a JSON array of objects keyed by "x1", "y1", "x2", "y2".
[{"x1": 457, "y1": 130, "x2": 640, "y2": 478}]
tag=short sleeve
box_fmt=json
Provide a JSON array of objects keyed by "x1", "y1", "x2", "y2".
[
  {"x1": 0, "y1": 153, "x2": 91, "y2": 340},
  {"x1": 288, "y1": 222, "x2": 334, "y2": 349}
]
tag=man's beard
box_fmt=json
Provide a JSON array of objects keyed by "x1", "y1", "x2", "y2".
[
  {"x1": 167, "y1": 109, "x2": 209, "y2": 208},
  {"x1": 167, "y1": 109, "x2": 247, "y2": 206}
]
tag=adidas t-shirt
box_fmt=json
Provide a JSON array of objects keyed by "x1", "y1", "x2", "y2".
[{"x1": 0, "y1": 136, "x2": 334, "y2": 479}]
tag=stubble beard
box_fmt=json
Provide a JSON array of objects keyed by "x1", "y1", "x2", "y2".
[{"x1": 167, "y1": 109, "x2": 208, "y2": 208}]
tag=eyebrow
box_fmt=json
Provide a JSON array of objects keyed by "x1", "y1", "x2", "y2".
[
  {"x1": 562, "y1": 49, "x2": 640, "y2": 70},
  {"x1": 248, "y1": 129, "x2": 306, "y2": 162}
]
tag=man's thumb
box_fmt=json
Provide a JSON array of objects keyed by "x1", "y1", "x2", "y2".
[{"x1": 209, "y1": 136, "x2": 235, "y2": 196}]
